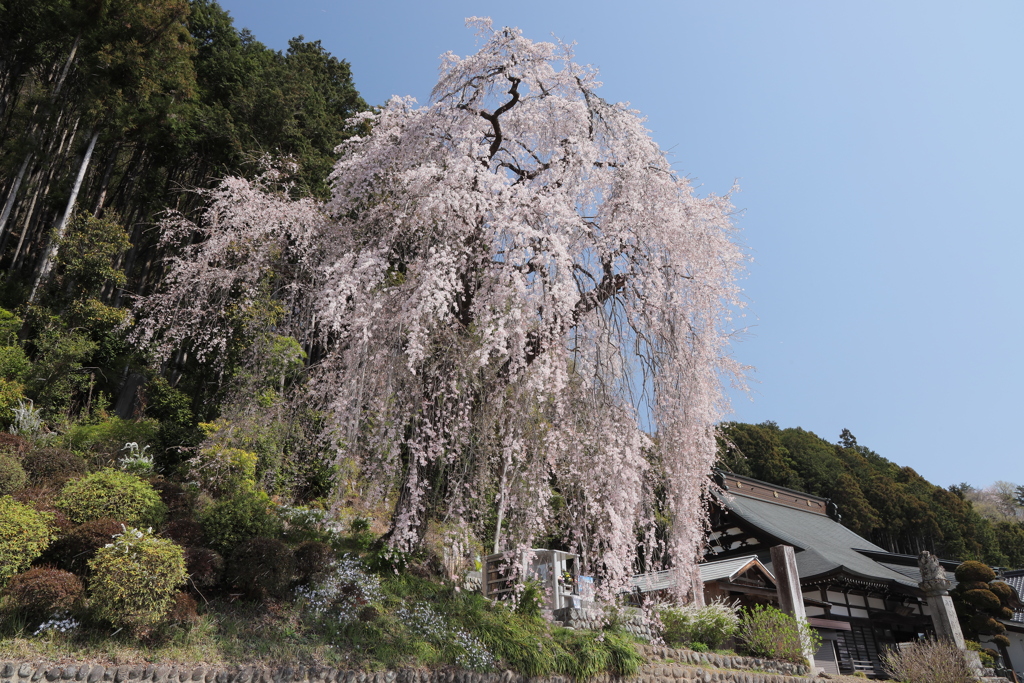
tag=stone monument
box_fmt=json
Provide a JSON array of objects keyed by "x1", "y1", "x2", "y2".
[
  {"x1": 917, "y1": 550, "x2": 982, "y2": 674},
  {"x1": 917, "y1": 550, "x2": 965, "y2": 646}
]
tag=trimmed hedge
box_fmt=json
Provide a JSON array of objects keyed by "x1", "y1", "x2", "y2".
[
  {"x1": 0, "y1": 496, "x2": 55, "y2": 586},
  {"x1": 88, "y1": 527, "x2": 187, "y2": 633},
  {"x1": 21, "y1": 447, "x2": 87, "y2": 485},
  {"x1": 55, "y1": 468, "x2": 166, "y2": 527},
  {"x1": 227, "y1": 536, "x2": 295, "y2": 599},
  {"x1": 0, "y1": 453, "x2": 27, "y2": 495},
  {"x1": 3, "y1": 566, "x2": 84, "y2": 620},
  {"x1": 199, "y1": 489, "x2": 281, "y2": 554},
  {"x1": 40, "y1": 517, "x2": 123, "y2": 573}
]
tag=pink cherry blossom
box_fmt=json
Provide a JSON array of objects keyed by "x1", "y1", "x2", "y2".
[{"x1": 134, "y1": 20, "x2": 746, "y2": 594}]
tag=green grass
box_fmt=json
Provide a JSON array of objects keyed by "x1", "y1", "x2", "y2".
[{"x1": 0, "y1": 599, "x2": 343, "y2": 667}]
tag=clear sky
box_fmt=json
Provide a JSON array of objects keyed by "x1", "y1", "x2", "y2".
[{"x1": 216, "y1": 0, "x2": 1024, "y2": 489}]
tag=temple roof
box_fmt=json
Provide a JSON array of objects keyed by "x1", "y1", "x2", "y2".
[
  {"x1": 716, "y1": 485, "x2": 948, "y2": 591},
  {"x1": 697, "y1": 555, "x2": 774, "y2": 584},
  {"x1": 1001, "y1": 570, "x2": 1024, "y2": 623}
]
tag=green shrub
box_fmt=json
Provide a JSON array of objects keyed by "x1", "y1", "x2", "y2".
[
  {"x1": 989, "y1": 581, "x2": 1015, "y2": 603},
  {"x1": 55, "y1": 468, "x2": 166, "y2": 527},
  {"x1": 0, "y1": 454, "x2": 27, "y2": 495},
  {"x1": 188, "y1": 442, "x2": 258, "y2": 496},
  {"x1": 0, "y1": 378, "x2": 27, "y2": 427},
  {"x1": 0, "y1": 308, "x2": 22, "y2": 345},
  {"x1": 184, "y1": 547, "x2": 224, "y2": 590},
  {"x1": 966, "y1": 639, "x2": 998, "y2": 667},
  {"x1": 294, "y1": 540, "x2": 334, "y2": 584},
  {"x1": 198, "y1": 489, "x2": 281, "y2": 553},
  {"x1": 144, "y1": 376, "x2": 194, "y2": 427},
  {"x1": 24, "y1": 321, "x2": 97, "y2": 420},
  {"x1": 659, "y1": 599, "x2": 740, "y2": 649},
  {"x1": 64, "y1": 417, "x2": 159, "y2": 462},
  {"x1": 167, "y1": 591, "x2": 199, "y2": 624},
  {"x1": 0, "y1": 345, "x2": 31, "y2": 382},
  {"x1": 955, "y1": 560, "x2": 996, "y2": 584},
  {"x1": 21, "y1": 447, "x2": 87, "y2": 485},
  {"x1": 516, "y1": 579, "x2": 545, "y2": 619},
  {"x1": 0, "y1": 433, "x2": 30, "y2": 456},
  {"x1": 964, "y1": 588, "x2": 1002, "y2": 612},
  {"x1": 736, "y1": 604, "x2": 821, "y2": 664},
  {"x1": 3, "y1": 567, "x2": 84, "y2": 621},
  {"x1": 227, "y1": 536, "x2": 295, "y2": 599},
  {"x1": 0, "y1": 496, "x2": 55, "y2": 586},
  {"x1": 163, "y1": 518, "x2": 206, "y2": 547},
  {"x1": 87, "y1": 526, "x2": 187, "y2": 633},
  {"x1": 40, "y1": 517, "x2": 123, "y2": 574}
]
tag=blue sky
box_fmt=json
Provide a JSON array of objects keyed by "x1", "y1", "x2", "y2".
[{"x1": 217, "y1": 0, "x2": 1024, "y2": 489}]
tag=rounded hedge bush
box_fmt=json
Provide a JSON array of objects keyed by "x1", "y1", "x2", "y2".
[
  {"x1": 198, "y1": 489, "x2": 281, "y2": 554},
  {"x1": 41, "y1": 517, "x2": 123, "y2": 574},
  {"x1": 184, "y1": 547, "x2": 224, "y2": 590},
  {"x1": 149, "y1": 479, "x2": 193, "y2": 520},
  {"x1": 294, "y1": 540, "x2": 334, "y2": 584},
  {"x1": 227, "y1": 536, "x2": 295, "y2": 599},
  {"x1": 0, "y1": 453, "x2": 27, "y2": 495},
  {"x1": 964, "y1": 588, "x2": 1001, "y2": 612},
  {"x1": 167, "y1": 591, "x2": 199, "y2": 624},
  {"x1": 3, "y1": 566, "x2": 84, "y2": 620},
  {"x1": 0, "y1": 378, "x2": 26, "y2": 427},
  {"x1": 968, "y1": 612, "x2": 1005, "y2": 636},
  {"x1": 989, "y1": 580, "x2": 1015, "y2": 603},
  {"x1": 87, "y1": 527, "x2": 187, "y2": 633},
  {"x1": 55, "y1": 469, "x2": 166, "y2": 527},
  {"x1": 21, "y1": 447, "x2": 86, "y2": 485},
  {"x1": 0, "y1": 496, "x2": 54, "y2": 587},
  {"x1": 956, "y1": 560, "x2": 996, "y2": 584},
  {"x1": 163, "y1": 518, "x2": 205, "y2": 547},
  {"x1": 0, "y1": 432, "x2": 30, "y2": 456}
]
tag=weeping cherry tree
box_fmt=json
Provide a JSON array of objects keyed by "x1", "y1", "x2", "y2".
[{"x1": 134, "y1": 19, "x2": 746, "y2": 590}]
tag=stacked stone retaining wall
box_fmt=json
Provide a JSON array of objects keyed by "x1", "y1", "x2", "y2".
[
  {"x1": 0, "y1": 657, "x2": 812, "y2": 683},
  {"x1": 636, "y1": 645, "x2": 809, "y2": 679},
  {"x1": 553, "y1": 608, "x2": 654, "y2": 641}
]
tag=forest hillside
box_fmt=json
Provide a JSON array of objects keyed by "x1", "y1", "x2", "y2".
[{"x1": 718, "y1": 422, "x2": 1024, "y2": 568}]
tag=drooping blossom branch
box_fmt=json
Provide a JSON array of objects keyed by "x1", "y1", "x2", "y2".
[{"x1": 133, "y1": 18, "x2": 746, "y2": 593}]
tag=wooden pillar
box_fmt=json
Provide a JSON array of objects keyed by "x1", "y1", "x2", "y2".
[{"x1": 771, "y1": 544, "x2": 817, "y2": 668}]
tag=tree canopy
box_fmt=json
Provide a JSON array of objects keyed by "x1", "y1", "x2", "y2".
[{"x1": 135, "y1": 19, "x2": 746, "y2": 587}]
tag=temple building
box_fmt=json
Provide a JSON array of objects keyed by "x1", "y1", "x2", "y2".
[{"x1": 705, "y1": 471, "x2": 960, "y2": 677}]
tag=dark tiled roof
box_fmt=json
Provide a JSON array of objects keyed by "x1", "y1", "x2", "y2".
[
  {"x1": 1002, "y1": 571, "x2": 1024, "y2": 622},
  {"x1": 721, "y1": 492, "x2": 922, "y2": 588}
]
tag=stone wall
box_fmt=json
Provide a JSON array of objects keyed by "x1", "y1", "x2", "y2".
[
  {"x1": 0, "y1": 657, "x2": 813, "y2": 683},
  {"x1": 636, "y1": 645, "x2": 810, "y2": 679},
  {"x1": 553, "y1": 608, "x2": 654, "y2": 641}
]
